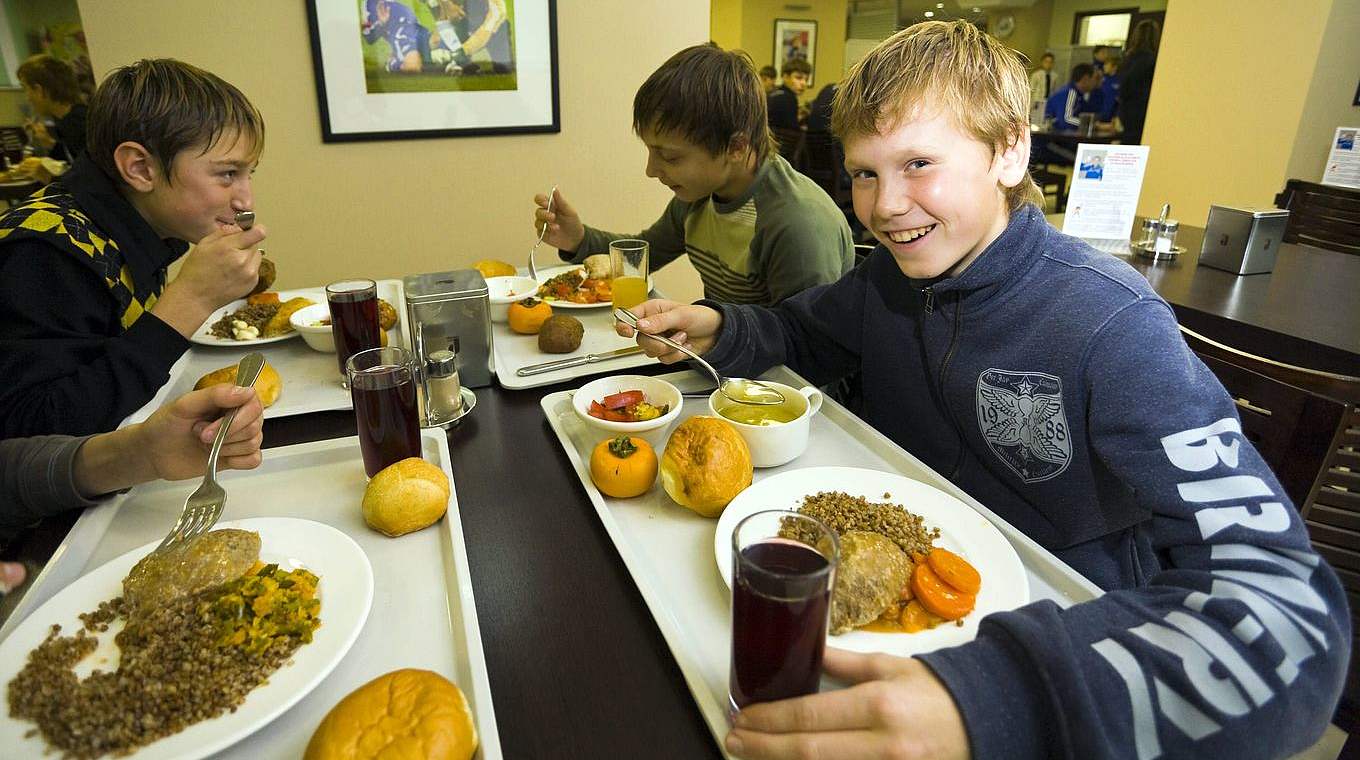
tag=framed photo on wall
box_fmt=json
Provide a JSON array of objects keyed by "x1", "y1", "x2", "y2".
[
  {"x1": 773, "y1": 18, "x2": 817, "y2": 86},
  {"x1": 305, "y1": 0, "x2": 559, "y2": 142}
]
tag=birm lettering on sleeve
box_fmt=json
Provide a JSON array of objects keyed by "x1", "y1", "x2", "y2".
[{"x1": 1087, "y1": 418, "x2": 1329, "y2": 760}]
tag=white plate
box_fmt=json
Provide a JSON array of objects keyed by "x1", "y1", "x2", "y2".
[
  {"x1": 714, "y1": 466, "x2": 1029, "y2": 657},
  {"x1": 535, "y1": 264, "x2": 655, "y2": 310},
  {"x1": 191, "y1": 289, "x2": 323, "y2": 346},
  {"x1": 0, "y1": 517, "x2": 374, "y2": 760}
]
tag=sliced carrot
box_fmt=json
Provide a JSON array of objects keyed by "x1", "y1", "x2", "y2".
[
  {"x1": 911, "y1": 563, "x2": 976, "y2": 620},
  {"x1": 927, "y1": 548, "x2": 982, "y2": 595}
]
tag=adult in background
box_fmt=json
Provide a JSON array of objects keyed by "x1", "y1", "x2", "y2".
[
  {"x1": 1028, "y1": 51, "x2": 1055, "y2": 104},
  {"x1": 0, "y1": 59, "x2": 267, "y2": 438},
  {"x1": 16, "y1": 55, "x2": 86, "y2": 164},
  {"x1": 1119, "y1": 19, "x2": 1160, "y2": 144}
]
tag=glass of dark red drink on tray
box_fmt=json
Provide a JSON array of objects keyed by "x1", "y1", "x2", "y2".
[
  {"x1": 326, "y1": 279, "x2": 381, "y2": 383},
  {"x1": 729, "y1": 510, "x2": 839, "y2": 716},
  {"x1": 345, "y1": 346, "x2": 422, "y2": 477}
]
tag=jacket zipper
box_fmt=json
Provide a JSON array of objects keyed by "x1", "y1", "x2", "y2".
[
  {"x1": 937, "y1": 294, "x2": 967, "y2": 480},
  {"x1": 922, "y1": 286, "x2": 935, "y2": 314}
]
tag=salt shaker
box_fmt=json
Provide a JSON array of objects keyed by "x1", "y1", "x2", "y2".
[
  {"x1": 423, "y1": 347, "x2": 463, "y2": 425},
  {"x1": 1155, "y1": 219, "x2": 1180, "y2": 254}
]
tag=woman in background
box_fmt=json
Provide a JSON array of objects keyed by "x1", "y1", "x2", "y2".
[{"x1": 1118, "y1": 19, "x2": 1160, "y2": 145}]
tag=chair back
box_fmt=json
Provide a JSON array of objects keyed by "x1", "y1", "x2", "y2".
[
  {"x1": 1191, "y1": 352, "x2": 1345, "y2": 506},
  {"x1": 1274, "y1": 179, "x2": 1360, "y2": 256},
  {"x1": 853, "y1": 244, "x2": 875, "y2": 266},
  {"x1": 0, "y1": 126, "x2": 26, "y2": 165},
  {"x1": 1030, "y1": 168, "x2": 1067, "y2": 213},
  {"x1": 771, "y1": 126, "x2": 805, "y2": 169},
  {"x1": 801, "y1": 130, "x2": 850, "y2": 206}
]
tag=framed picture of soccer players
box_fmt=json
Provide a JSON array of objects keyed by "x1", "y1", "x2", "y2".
[
  {"x1": 306, "y1": 0, "x2": 559, "y2": 141},
  {"x1": 773, "y1": 18, "x2": 816, "y2": 87}
]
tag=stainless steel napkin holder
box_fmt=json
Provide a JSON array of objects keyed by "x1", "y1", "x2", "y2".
[
  {"x1": 402, "y1": 270, "x2": 493, "y2": 390},
  {"x1": 1198, "y1": 205, "x2": 1290, "y2": 275}
]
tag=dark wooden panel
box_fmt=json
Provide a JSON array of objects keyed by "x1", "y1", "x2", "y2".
[{"x1": 1310, "y1": 504, "x2": 1360, "y2": 532}]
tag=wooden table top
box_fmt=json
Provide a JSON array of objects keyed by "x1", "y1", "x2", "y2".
[{"x1": 1051, "y1": 216, "x2": 1360, "y2": 375}]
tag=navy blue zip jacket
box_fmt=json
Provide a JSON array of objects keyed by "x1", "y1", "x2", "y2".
[{"x1": 701, "y1": 205, "x2": 1349, "y2": 759}]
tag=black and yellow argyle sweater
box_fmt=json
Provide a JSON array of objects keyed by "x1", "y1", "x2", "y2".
[
  {"x1": 563, "y1": 154, "x2": 853, "y2": 307},
  {"x1": 0, "y1": 156, "x2": 190, "y2": 437},
  {"x1": 0, "y1": 184, "x2": 159, "y2": 330}
]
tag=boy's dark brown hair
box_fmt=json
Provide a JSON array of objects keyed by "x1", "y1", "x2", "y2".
[
  {"x1": 632, "y1": 44, "x2": 775, "y2": 163},
  {"x1": 780, "y1": 58, "x2": 812, "y2": 77},
  {"x1": 86, "y1": 59, "x2": 264, "y2": 185},
  {"x1": 16, "y1": 55, "x2": 81, "y2": 106}
]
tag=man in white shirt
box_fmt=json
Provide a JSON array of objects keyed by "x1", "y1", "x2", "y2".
[{"x1": 1028, "y1": 51, "x2": 1055, "y2": 103}]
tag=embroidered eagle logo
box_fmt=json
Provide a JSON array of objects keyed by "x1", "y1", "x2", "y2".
[{"x1": 976, "y1": 369, "x2": 1072, "y2": 482}]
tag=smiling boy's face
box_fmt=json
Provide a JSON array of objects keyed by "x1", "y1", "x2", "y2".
[
  {"x1": 843, "y1": 109, "x2": 1029, "y2": 280},
  {"x1": 139, "y1": 130, "x2": 259, "y2": 242}
]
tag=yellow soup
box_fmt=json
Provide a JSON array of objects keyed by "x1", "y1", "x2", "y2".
[{"x1": 719, "y1": 403, "x2": 801, "y2": 427}]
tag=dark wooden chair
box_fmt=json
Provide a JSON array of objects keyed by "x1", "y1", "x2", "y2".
[
  {"x1": 0, "y1": 126, "x2": 26, "y2": 165},
  {"x1": 1274, "y1": 179, "x2": 1360, "y2": 256},
  {"x1": 1031, "y1": 167, "x2": 1067, "y2": 212},
  {"x1": 771, "y1": 126, "x2": 805, "y2": 169},
  {"x1": 1180, "y1": 325, "x2": 1360, "y2": 733},
  {"x1": 801, "y1": 130, "x2": 850, "y2": 207}
]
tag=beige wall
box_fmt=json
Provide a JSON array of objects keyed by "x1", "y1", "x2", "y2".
[
  {"x1": 711, "y1": 0, "x2": 743, "y2": 51},
  {"x1": 0, "y1": 89, "x2": 26, "y2": 124},
  {"x1": 1285, "y1": 0, "x2": 1360, "y2": 183},
  {"x1": 724, "y1": 0, "x2": 848, "y2": 101},
  {"x1": 77, "y1": 0, "x2": 709, "y2": 303},
  {"x1": 1138, "y1": 0, "x2": 1334, "y2": 222},
  {"x1": 1002, "y1": 0, "x2": 1055, "y2": 69}
]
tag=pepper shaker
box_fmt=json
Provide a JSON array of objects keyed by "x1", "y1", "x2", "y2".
[{"x1": 423, "y1": 346, "x2": 463, "y2": 426}]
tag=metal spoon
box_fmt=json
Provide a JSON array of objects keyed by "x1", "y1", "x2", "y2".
[
  {"x1": 613, "y1": 307, "x2": 785, "y2": 406},
  {"x1": 529, "y1": 185, "x2": 557, "y2": 281},
  {"x1": 234, "y1": 210, "x2": 255, "y2": 230}
]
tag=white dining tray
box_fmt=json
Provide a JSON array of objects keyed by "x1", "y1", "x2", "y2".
[
  {"x1": 122, "y1": 280, "x2": 412, "y2": 424},
  {"x1": 541, "y1": 366, "x2": 1102, "y2": 757},
  {"x1": 493, "y1": 305, "x2": 657, "y2": 389},
  {"x1": 0, "y1": 431, "x2": 502, "y2": 760}
]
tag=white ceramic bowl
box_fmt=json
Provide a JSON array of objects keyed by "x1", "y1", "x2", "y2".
[
  {"x1": 709, "y1": 380, "x2": 823, "y2": 467},
  {"x1": 487, "y1": 276, "x2": 540, "y2": 322},
  {"x1": 572, "y1": 375, "x2": 683, "y2": 441},
  {"x1": 289, "y1": 302, "x2": 336, "y2": 353}
]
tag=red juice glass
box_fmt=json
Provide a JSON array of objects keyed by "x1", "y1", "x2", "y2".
[
  {"x1": 729, "y1": 510, "x2": 838, "y2": 715},
  {"x1": 326, "y1": 279, "x2": 381, "y2": 381},
  {"x1": 346, "y1": 346, "x2": 422, "y2": 477}
]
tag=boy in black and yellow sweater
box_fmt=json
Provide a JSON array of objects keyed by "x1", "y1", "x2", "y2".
[{"x1": 0, "y1": 59, "x2": 267, "y2": 437}]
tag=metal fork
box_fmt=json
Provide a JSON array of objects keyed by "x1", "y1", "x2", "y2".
[
  {"x1": 528, "y1": 185, "x2": 556, "y2": 281},
  {"x1": 155, "y1": 352, "x2": 266, "y2": 553}
]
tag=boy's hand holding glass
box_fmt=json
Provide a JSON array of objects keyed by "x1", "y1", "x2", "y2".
[
  {"x1": 532, "y1": 188, "x2": 584, "y2": 251},
  {"x1": 614, "y1": 299, "x2": 724, "y2": 362},
  {"x1": 724, "y1": 648, "x2": 968, "y2": 760}
]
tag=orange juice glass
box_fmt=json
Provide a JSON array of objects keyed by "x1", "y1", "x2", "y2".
[{"x1": 610, "y1": 239, "x2": 649, "y2": 310}]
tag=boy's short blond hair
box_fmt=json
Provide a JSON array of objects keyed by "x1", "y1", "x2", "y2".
[{"x1": 832, "y1": 21, "x2": 1043, "y2": 211}]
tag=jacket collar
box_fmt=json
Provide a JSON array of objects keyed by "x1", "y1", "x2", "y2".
[
  {"x1": 58, "y1": 155, "x2": 190, "y2": 287},
  {"x1": 909, "y1": 204, "x2": 1047, "y2": 307}
]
